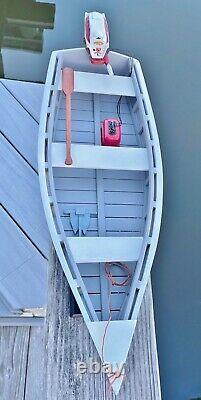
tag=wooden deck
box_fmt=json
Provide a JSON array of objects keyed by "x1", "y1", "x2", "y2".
[
  {"x1": 0, "y1": 257, "x2": 161, "y2": 399},
  {"x1": 0, "y1": 79, "x2": 161, "y2": 399}
]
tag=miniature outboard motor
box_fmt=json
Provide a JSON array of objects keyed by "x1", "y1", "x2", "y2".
[
  {"x1": 84, "y1": 11, "x2": 109, "y2": 65},
  {"x1": 101, "y1": 118, "x2": 122, "y2": 146}
]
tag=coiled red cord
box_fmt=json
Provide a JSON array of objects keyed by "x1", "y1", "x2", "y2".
[{"x1": 101, "y1": 261, "x2": 132, "y2": 393}]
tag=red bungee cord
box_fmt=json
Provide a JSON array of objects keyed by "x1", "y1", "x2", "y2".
[{"x1": 101, "y1": 261, "x2": 132, "y2": 393}]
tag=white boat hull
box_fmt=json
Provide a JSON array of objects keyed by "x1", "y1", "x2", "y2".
[{"x1": 38, "y1": 48, "x2": 163, "y2": 394}]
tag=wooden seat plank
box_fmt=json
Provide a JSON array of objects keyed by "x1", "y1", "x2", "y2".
[
  {"x1": 59, "y1": 71, "x2": 135, "y2": 97},
  {"x1": 67, "y1": 236, "x2": 143, "y2": 263},
  {"x1": 51, "y1": 143, "x2": 149, "y2": 171}
]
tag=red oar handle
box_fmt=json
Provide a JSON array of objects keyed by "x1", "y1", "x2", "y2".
[
  {"x1": 62, "y1": 68, "x2": 74, "y2": 165},
  {"x1": 65, "y1": 94, "x2": 72, "y2": 165}
]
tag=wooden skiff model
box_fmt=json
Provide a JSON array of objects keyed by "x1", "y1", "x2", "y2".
[{"x1": 38, "y1": 12, "x2": 163, "y2": 395}]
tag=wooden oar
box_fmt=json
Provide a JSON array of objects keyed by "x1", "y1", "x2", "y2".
[{"x1": 62, "y1": 68, "x2": 74, "y2": 165}]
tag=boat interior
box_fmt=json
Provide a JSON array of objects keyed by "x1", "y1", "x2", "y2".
[{"x1": 49, "y1": 50, "x2": 149, "y2": 321}]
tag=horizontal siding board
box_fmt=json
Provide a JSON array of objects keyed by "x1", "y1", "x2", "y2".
[
  {"x1": 96, "y1": 309, "x2": 119, "y2": 320},
  {"x1": 121, "y1": 135, "x2": 139, "y2": 147},
  {"x1": 61, "y1": 97, "x2": 130, "y2": 113},
  {"x1": 55, "y1": 178, "x2": 143, "y2": 193},
  {"x1": 100, "y1": 111, "x2": 133, "y2": 124},
  {"x1": 54, "y1": 130, "x2": 138, "y2": 147},
  {"x1": 56, "y1": 189, "x2": 97, "y2": 203},
  {"x1": 100, "y1": 101, "x2": 130, "y2": 113},
  {"x1": 61, "y1": 98, "x2": 93, "y2": 111},
  {"x1": 61, "y1": 216, "x2": 98, "y2": 231},
  {"x1": 78, "y1": 263, "x2": 100, "y2": 277},
  {"x1": 83, "y1": 276, "x2": 129, "y2": 294},
  {"x1": 54, "y1": 177, "x2": 96, "y2": 191},
  {"x1": 83, "y1": 276, "x2": 101, "y2": 294},
  {"x1": 58, "y1": 110, "x2": 133, "y2": 124},
  {"x1": 53, "y1": 167, "x2": 96, "y2": 178},
  {"x1": 53, "y1": 130, "x2": 95, "y2": 143},
  {"x1": 55, "y1": 120, "x2": 135, "y2": 136},
  {"x1": 105, "y1": 191, "x2": 144, "y2": 205},
  {"x1": 103, "y1": 170, "x2": 145, "y2": 180},
  {"x1": 105, "y1": 217, "x2": 142, "y2": 232},
  {"x1": 78, "y1": 261, "x2": 136, "y2": 277},
  {"x1": 65, "y1": 230, "x2": 97, "y2": 237},
  {"x1": 72, "y1": 92, "x2": 93, "y2": 101},
  {"x1": 58, "y1": 109, "x2": 94, "y2": 121},
  {"x1": 106, "y1": 231, "x2": 142, "y2": 237},
  {"x1": 104, "y1": 179, "x2": 144, "y2": 192},
  {"x1": 90, "y1": 292, "x2": 126, "y2": 311},
  {"x1": 58, "y1": 203, "x2": 98, "y2": 215},
  {"x1": 121, "y1": 124, "x2": 136, "y2": 135},
  {"x1": 105, "y1": 204, "x2": 143, "y2": 218},
  {"x1": 55, "y1": 119, "x2": 94, "y2": 132},
  {"x1": 100, "y1": 94, "x2": 127, "y2": 103}
]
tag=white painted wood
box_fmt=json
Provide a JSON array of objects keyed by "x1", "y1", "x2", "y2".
[
  {"x1": 67, "y1": 236, "x2": 143, "y2": 263},
  {"x1": 87, "y1": 319, "x2": 137, "y2": 395},
  {"x1": 51, "y1": 143, "x2": 149, "y2": 171},
  {"x1": 72, "y1": 71, "x2": 135, "y2": 97}
]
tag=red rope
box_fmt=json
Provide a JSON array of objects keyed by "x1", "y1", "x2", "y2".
[
  {"x1": 101, "y1": 261, "x2": 132, "y2": 393},
  {"x1": 105, "y1": 261, "x2": 132, "y2": 287}
]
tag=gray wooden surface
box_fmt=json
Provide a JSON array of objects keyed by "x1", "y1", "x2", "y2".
[
  {"x1": 0, "y1": 79, "x2": 161, "y2": 399},
  {"x1": 0, "y1": 79, "x2": 49, "y2": 318},
  {"x1": 0, "y1": 252, "x2": 161, "y2": 399}
]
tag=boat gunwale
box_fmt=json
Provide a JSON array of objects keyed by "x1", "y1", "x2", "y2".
[
  {"x1": 38, "y1": 50, "x2": 97, "y2": 322},
  {"x1": 123, "y1": 60, "x2": 163, "y2": 320}
]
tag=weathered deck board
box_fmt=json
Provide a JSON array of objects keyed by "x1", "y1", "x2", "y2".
[
  {"x1": 24, "y1": 326, "x2": 46, "y2": 400},
  {"x1": 0, "y1": 326, "x2": 30, "y2": 399},
  {"x1": 0, "y1": 254, "x2": 161, "y2": 399},
  {"x1": 43, "y1": 253, "x2": 162, "y2": 399}
]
